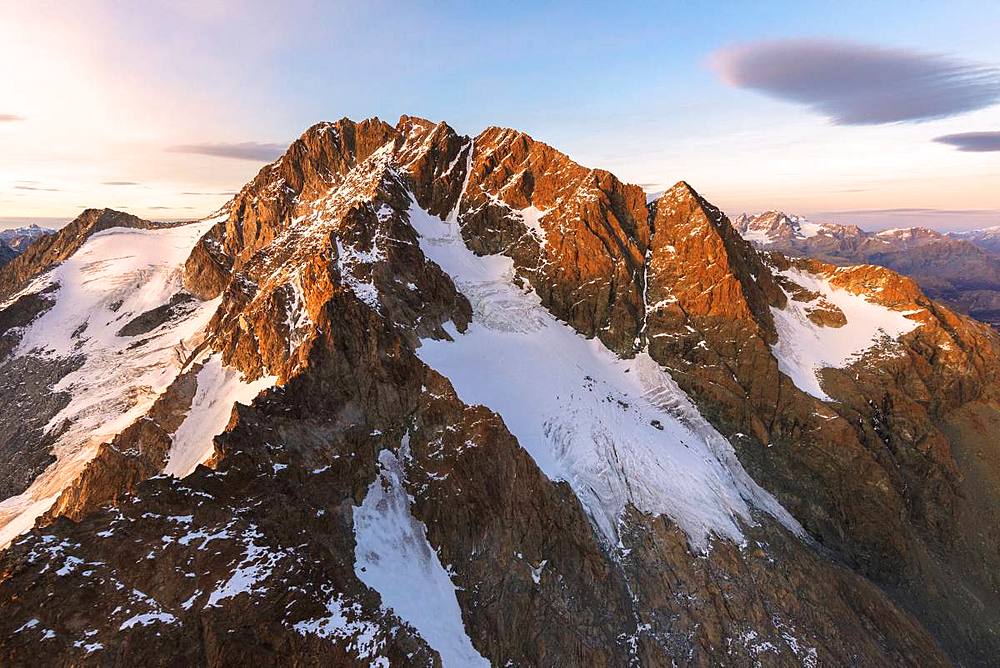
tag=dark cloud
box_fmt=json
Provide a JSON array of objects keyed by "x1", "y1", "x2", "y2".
[
  {"x1": 933, "y1": 131, "x2": 1000, "y2": 152},
  {"x1": 102, "y1": 180, "x2": 141, "y2": 186},
  {"x1": 0, "y1": 114, "x2": 24, "y2": 122},
  {"x1": 710, "y1": 39, "x2": 1000, "y2": 125},
  {"x1": 168, "y1": 141, "x2": 285, "y2": 161}
]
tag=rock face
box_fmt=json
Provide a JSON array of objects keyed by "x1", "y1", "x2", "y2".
[
  {"x1": 0, "y1": 242, "x2": 15, "y2": 267},
  {"x1": 736, "y1": 211, "x2": 1000, "y2": 329},
  {"x1": 0, "y1": 117, "x2": 998, "y2": 666}
]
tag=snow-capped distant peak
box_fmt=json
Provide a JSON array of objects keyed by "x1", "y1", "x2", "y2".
[{"x1": 736, "y1": 211, "x2": 824, "y2": 245}]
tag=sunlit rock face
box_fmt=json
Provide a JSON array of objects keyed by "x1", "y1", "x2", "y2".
[{"x1": 0, "y1": 116, "x2": 998, "y2": 666}]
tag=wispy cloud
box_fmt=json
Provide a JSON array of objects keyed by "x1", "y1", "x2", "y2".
[
  {"x1": 14, "y1": 182, "x2": 60, "y2": 192},
  {"x1": 102, "y1": 180, "x2": 141, "y2": 186},
  {"x1": 181, "y1": 190, "x2": 238, "y2": 196},
  {"x1": 933, "y1": 131, "x2": 1000, "y2": 152},
  {"x1": 822, "y1": 207, "x2": 1000, "y2": 215},
  {"x1": 709, "y1": 39, "x2": 1000, "y2": 125},
  {"x1": 0, "y1": 114, "x2": 24, "y2": 122},
  {"x1": 167, "y1": 141, "x2": 285, "y2": 161}
]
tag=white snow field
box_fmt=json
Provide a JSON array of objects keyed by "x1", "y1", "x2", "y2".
[
  {"x1": 163, "y1": 353, "x2": 277, "y2": 478},
  {"x1": 353, "y1": 445, "x2": 489, "y2": 667},
  {"x1": 410, "y1": 183, "x2": 801, "y2": 550},
  {"x1": 0, "y1": 217, "x2": 272, "y2": 549},
  {"x1": 769, "y1": 267, "x2": 922, "y2": 401}
]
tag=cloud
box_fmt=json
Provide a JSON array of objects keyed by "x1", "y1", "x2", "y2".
[
  {"x1": 181, "y1": 191, "x2": 238, "y2": 196},
  {"x1": 933, "y1": 131, "x2": 1000, "y2": 152},
  {"x1": 822, "y1": 207, "x2": 1000, "y2": 216},
  {"x1": 167, "y1": 141, "x2": 285, "y2": 161},
  {"x1": 102, "y1": 180, "x2": 140, "y2": 186},
  {"x1": 0, "y1": 114, "x2": 24, "y2": 122},
  {"x1": 14, "y1": 183, "x2": 61, "y2": 192},
  {"x1": 709, "y1": 39, "x2": 1000, "y2": 125},
  {"x1": 149, "y1": 205, "x2": 195, "y2": 210}
]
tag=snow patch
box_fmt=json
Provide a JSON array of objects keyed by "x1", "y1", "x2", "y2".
[
  {"x1": 164, "y1": 354, "x2": 277, "y2": 478},
  {"x1": 769, "y1": 267, "x2": 921, "y2": 401},
  {"x1": 519, "y1": 205, "x2": 549, "y2": 247},
  {"x1": 291, "y1": 593, "x2": 388, "y2": 664},
  {"x1": 353, "y1": 446, "x2": 488, "y2": 667},
  {"x1": 206, "y1": 525, "x2": 283, "y2": 607}
]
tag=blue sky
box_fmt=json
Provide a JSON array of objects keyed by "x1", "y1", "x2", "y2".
[{"x1": 2, "y1": 1, "x2": 999, "y2": 229}]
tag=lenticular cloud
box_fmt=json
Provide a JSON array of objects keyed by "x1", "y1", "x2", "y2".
[
  {"x1": 934, "y1": 131, "x2": 1000, "y2": 152},
  {"x1": 710, "y1": 39, "x2": 1000, "y2": 125}
]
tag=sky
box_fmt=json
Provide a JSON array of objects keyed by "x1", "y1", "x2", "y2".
[{"x1": 1, "y1": 0, "x2": 999, "y2": 231}]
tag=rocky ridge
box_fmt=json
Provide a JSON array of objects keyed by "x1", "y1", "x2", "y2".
[
  {"x1": 0, "y1": 117, "x2": 997, "y2": 665},
  {"x1": 736, "y1": 211, "x2": 1000, "y2": 328}
]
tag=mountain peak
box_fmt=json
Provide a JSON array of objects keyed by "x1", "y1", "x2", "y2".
[{"x1": 2, "y1": 114, "x2": 1000, "y2": 666}]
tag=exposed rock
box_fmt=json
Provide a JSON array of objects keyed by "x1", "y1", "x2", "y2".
[{"x1": 116, "y1": 293, "x2": 197, "y2": 337}]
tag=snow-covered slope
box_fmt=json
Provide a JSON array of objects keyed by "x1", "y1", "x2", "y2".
[
  {"x1": 353, "y1": 445, "x2": 489, "y2": 667},
  {"x1": 769, "y1": 267, "x2": 921, "y2": 401},
  {"x1": 0, "y1": 218, "x2": 274, "y2": 548},
  {"x1": 411, "y1": 194, "x2": 800, "y2": 550}
]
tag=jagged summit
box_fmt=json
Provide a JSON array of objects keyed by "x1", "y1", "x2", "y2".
[{"x1": 0, "y1": 115, "x2": 998, "y2": 665}]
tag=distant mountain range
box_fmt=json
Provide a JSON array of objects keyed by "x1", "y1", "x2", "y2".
[
  {"x1": 0, "y1": 225, "x2": 55, "y2": 268},
  {"x1": 950, "y1": 225, "x2": 1000, "y2": 255},
  {"x1": 735, "y1": 211, "x2": 1000, "y2": 328}
]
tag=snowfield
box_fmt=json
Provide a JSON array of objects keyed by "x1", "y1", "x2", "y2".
[
  {"x1": 163, "y1": 354, "x2": 277, "y2": 478},
  {"x1": 769, "y1": 267, "x2": 922, "y2": 401},
  {"x1": 411, "y1": 176, "x2": 801, "y2": 550},
  {"x1": 0, "y1": 218, "x2": 272, "y2": 549},
  {"x1": 353, "y1": 445, "x2": 488, "y2": 667}
]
